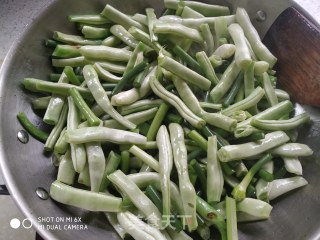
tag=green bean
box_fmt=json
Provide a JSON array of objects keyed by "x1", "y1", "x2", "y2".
[
  {"x1": 199, "y1": 102, "x2": 222, "y2": 111},
  {"x1": 145, "y1": 103, "x2": 170, "y2": 141},
  {"x1": 261, "y1": 72, "x2": 278, "y2": 106},
  {"x1": 164, "y1": 0, "x2": 230, "y2": 17},
  {"x1": 221, "y1": 86, "x2": 265, "y2": 116},
  {"x1": 146, "y1": 8, "x2": 158, "y2": 42},
  {"x1": 187, "y1": 148, "x2": 204, "y2": 162},
  {"x1": 196, "y1": 196, "x2": 227, "y2": 240},
  {"x1": 63, "y1": 66, "x2": 81, "y2": 86},
  {"x1": 95, "y1": 61, "x2": 126, "y2": 74},
  {"x1": 68, "y1": 14, "x2": 111, "y2": 24},
  {"x1": 108, "y1": 25, "x2": 137, "y2": 48},
  {"x1": 78, "y1": 163, "x2": 90, "y2": 187},
  {"x1": 190, "y1": 159, "x2": 207, "y2": 193},
  {"x1": 79, "y1": 45, "x2": 132, "y2": 62},
  {"x1": 187, "y1": 130, "x2": 208, "y2": 151},
  {"x1": 43, "y1": 73, "x2": 68, "y2": 125},
  {"x1": 172, "y1": 45, "x2": 203, "y2": 74},
  {"x1": 54, "y1": 127, "x2": 68, "y2": 154},
  {"x1": 213, "y1": 44, "x2": 236, "y2": 59},
  {"x1": 225, "y1": 196, "x2": 238, "y2": 240},
  {"x1": 49, "y1": 73, "x2": 84, "y2": 82},
  {"x1": 17, "y1": 112, "x2": 49, "y2": 142},
  {"x1": 181, "y1": 6, "x2": 205, "y2": 18},
  {"x1": 133, "y1": 63, "x2": 150, "y2": 88},
  {"x1": 234, "y1": 132, "x2": 265, "y2": 144},
  {"x1": 93, "y1": 63, "x2": 121, "y2": 83},
  {"x1": 157, "y1": 125, "x2": 173, "y2": 219},
  {"x1": 236, "y1": 8, "x2": 277, "y2": 68},
  {"x1": 232, "y1": 154, "x2": 272, "y2": 201},
  {"x1": 150, "y1": 76, "x2": 206, "y2": 128},
  {"x1": 210, "y1": 61, "x2": 241, "y2": 103},
  {"x1": 159, "y1": 14, "x2": 235, "y2": 29},
  {"x1": 169, "y1": 123, "x2": 198, "y2": 231},
  {"x1": 218, "y1": 131, "x2": 289, "y2": 162},
  {"x1": 132, "y1": 13, "x2": 148, "y2": 26},
  {"x1": 270, "y1": 143, "x2": 313, "y2": 157},
  {"x1": 119, "y1": 99, "x2": 163, "y2": 116},
  {"x1": 129, "y1": 27, "x2": 171, "y2": 56},
  {"x1": 234, "y1": 84, "x2": 245, "y2": 103},
  {"x1": 159, "y1": 55, "x2": 211, "y2": 91},
  {"x1": 69, "y1": 88, "x2": 101, "y2": 126},
  {"x1": 129, "y1": 145, "x2": 159, "y2": 172},
  {"x1": 52, "y1": 45, "x2": 81, "y2": 58},
  {"x1": 104, "y1": 213, "x2": 126, "y2": 239},
  {"x1": 104, "y1": 107, "x2": 158, "y2": 130},
  {"x1": 32, "y1": 96, "x2": 51, "y2": 110},
  {"x1": 223, "y1": 72, "x2": 244, "y2": 107},
  {"x1": 44, "y1": 39, "x2": 58, "y2": 49},
  {"x1": 251, "y1": 112, "x2": 310, "y2": 131},
  {"x1": 112, "y1": 61, "x2": 148, "y2": 96},
  {"x1": 209, "y1": 54, "x2": 223, "y2": 68},
  {"x1": 100, "y1": 151, "x2": 121, "y2": 191},
  {"x1": 166, "y1": 113, "x2": 183, "y2": 124},
  {"x1": 154, "y1": 22, "x2": 203, "y2": 43},
  {"x1": 101, "y1": 35, "x2": 122, "y2": 47},
  {"x1": 53, "y1": 31, "x2": 101, "y2": 45},
  {"x1": 52, "y1": 56, "x2": 89, "y2": 68},
  {"x1": 254, "y1": 61, "x2": 269, "y2": 76},
  {"x1": 128, "y1": 172, "x2": 184, "y2": 215},
  {"x1": 228, "y1": 23, "x2": 252, "y2": 69},
  {"x1": 200, "y1": 23, "x2": 215, "y2": 56},
  {"x1": 268, "y1": 176, "x2": 308, "y2": 200},
  {"x1": 67, "y1": 97, "x2": 87, "y2": 173},
  {"x1": 201, "y1": 126, "x2": 229, "y2": 149},
  {"x1": 66, "y1": 127, "x2": 146, "y2": 145},
  {"x1": 83, "y1": 65, "x2": 136, "y2": 129},
  {"x1": 50, "y1": 180, "x2": 121, "y2": 212},
  {"x1": 101, "y1": 4, "x2": 147, "y2": 31},
  {"x1": 44, "y1": 104, "x2": 68, "y2": 151},
  {"x1": 120, "y1": 150, "x2": 130, "y2": 174},
  {"x1": 108, "y1": 170, "x2": 162, "y2": 228},
  {"x1": 81, "y1": 26, "x2": 110, "y2": 39},
  {"x1": 207, "y1": 136, "x2": 223, "y2": 204},
  {"x1": 196, "y1": 51, "x2": 219, "y2": 85},
  {"x1": 258, "y1": 169, "x2": 274, "y2": 182}
]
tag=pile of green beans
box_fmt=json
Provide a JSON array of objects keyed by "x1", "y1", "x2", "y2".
[{"x1": 17, "y1": 1, "x2": 313, "y2": 240}]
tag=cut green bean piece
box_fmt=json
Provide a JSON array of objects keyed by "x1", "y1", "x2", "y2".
[
  {"x1": 50, "y1": 180, "x2": 121, "y2": 212},
  {"x1": 120, "y1": 150, "x2": 130, "y2": 174},
  {"x1": 81, "y1": 26, "x2": 110, "y2": 39},
  {"x1": 214, "y1": 44, "x2": 236, "y2": 59},
  {"x1": 210, "y1": 61, "x2": 241, "y2": 103},
  {"x1": 66, "y1": 127, "x2": 146, "y2": 145},
  {"x1": 80, "y1": 45, "x2": 132, "y2": 62},
  {"x1": 93, "y1": 63, "x2": 121, "y2": 83},
  {"x1": 68, "y1": 14, "x2": 111, "y2": 24},
  {"x1": 54, "y1": 127, "x2": 68, "y2": 154},
  {"x1": 223, "y1": 72, "x2": 244, "y2": 107},
  {"x1": 53, "y1": 31, "x2": 101, "y2": 45},
  {"x1": 45, "y1": 39, "x2": 58, "y2": 49},
  {"x1": 101, "y1": 4, "x2": 147, "y2": 31},
  {"x1": 119, "y1": 99, "x2": 163, "y2": 116},
  {"x1": 200, "y1": 23, "x2": 215, "y2": 56},
  {"x1": 159, "y1": 55, "x2": 211, "y2": 90},
  {"x1": 129, "y1": 145, "x2": 159, "y2": 172},
  {"x1": 196, "y1": 51, "x2": 219, "y2": 85},
  {"x1": 221, "y1": 86, "x2": 265, "y2": 116},
  {"x1": 251, "y1": 112, "x2": 310, "y2": 131},
  {"x1": 172, "y1": 45, "x2": 203, "y2": 74},
  {"x1": 100, "y1": 151, "x2": 121, "y2": 191},
  {"x1": 63, "y1": 66, "x2": 81, "y2": 86},
  {"x1": 83, "y1": 65, "x2": 136, "y2": 129},
  {"x1": 69, "y1": 88, "x2": 101, "y2": 126},
  {"x1": 52, "y1": 56, "x2": 88, "y2": 68},
  {"x1": 269, "y1": 143, "x2": 313, "y2": 157},
  {"x1": 228, "y1": 23, "x2": 252, "y2": 69},
  {"x1": 44, "y1": 104, "x2": 68, "y2": 151},
  {"x1": 169, "y1": 123, "x2": 198, "y2": 231},
  {"x1": 146, "y1": 8, "x2": 158, "y2": 42},
  {"x1": 236, "y1": 8, "x2": 277, "y2": 67},
  {"x1": 112, "y1": 61, "x2": 148, "y2": 96},
  {"x1": 52, "y1": 45, "x2": 81, "y2": 58},
  {"x1": 218, "y1": 131, "x2": 289, "y2": 162},
  {"x1": 157, "y1": 125, "x2": 173, "y2": 219},
  {"x1": 108, "y1": 170, "x2": 162, "y2": 228},
  {"x1": 226, "y1": 196, "x2": 238, "y2": 240},
  {"x1": 207, "y1": 136, "x2": 223, "y2": 204},
  {"x1": 146, "y1": 103, "x2": 170, "y2": 141},
  {"x1": 32, "y1": 96, "x2": 51, "y2": 110},
  {"x1": 17, "y1": 112, "x2": 49, "y2": 142}
]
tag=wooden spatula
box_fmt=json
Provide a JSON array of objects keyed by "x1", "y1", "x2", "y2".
[{"x1": 262, "y1": 7, "x2": 320, "y2": 107}]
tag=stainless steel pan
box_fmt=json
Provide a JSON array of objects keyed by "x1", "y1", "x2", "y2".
[{"x1": 0, "y1": 0, "x2": 319, "y2": 239}]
